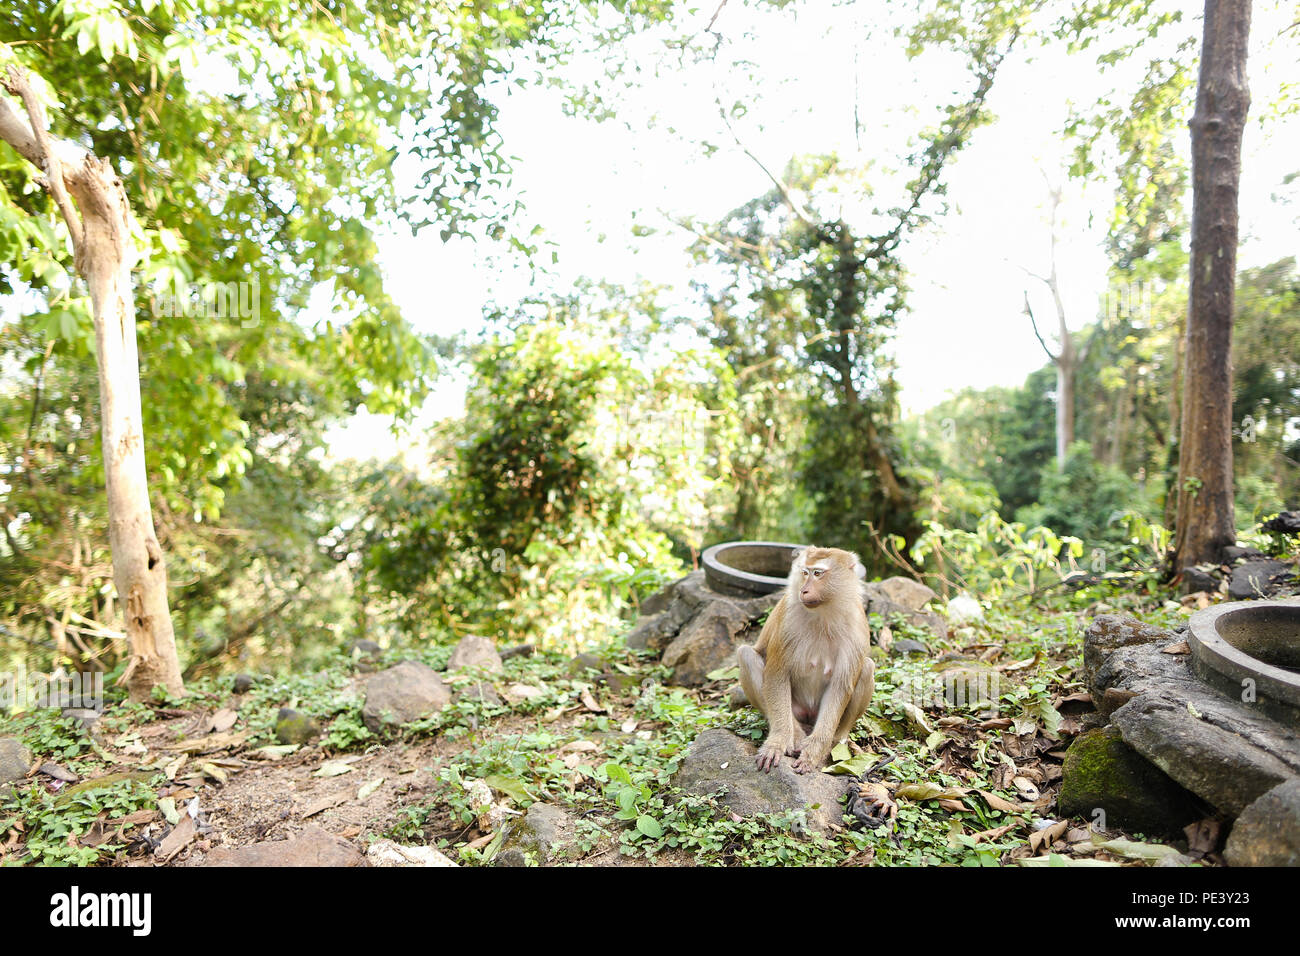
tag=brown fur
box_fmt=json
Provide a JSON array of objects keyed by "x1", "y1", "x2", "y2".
[{"x1": 737, "y1": 546, "x2": 874, "y2": 773}]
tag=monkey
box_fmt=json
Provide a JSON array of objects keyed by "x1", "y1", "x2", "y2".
[{"x1": 736, "y1": 546, "x2": 874, "y2": 775}]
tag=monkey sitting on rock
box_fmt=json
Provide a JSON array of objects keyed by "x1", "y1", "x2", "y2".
[{"x1": 737, "y1": 546, "x2": 875, "y2": 774}]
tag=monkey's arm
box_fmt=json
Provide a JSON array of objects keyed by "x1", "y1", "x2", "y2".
[{"x1": 756, "y1": 664, "x2": 796, "y2": 772}]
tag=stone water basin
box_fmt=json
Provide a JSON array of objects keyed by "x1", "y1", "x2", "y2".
[
  {"x1": 701, "y1": 541, "x2": 866, "y2": 597},
  {"x1": 1187, "y1": 598, "x2": 1300, "y2": 727}
]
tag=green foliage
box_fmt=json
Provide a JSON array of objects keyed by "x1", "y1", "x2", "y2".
[
  {"x1": 2, "y1": 773, "x2": 160, "y2": 866},
  {"x1": 911, "y1": 511, "x2": 1084, "y2": 600},
  {"x1": 1016, "y1": 441, "x2": 1145, "y2": 547}
]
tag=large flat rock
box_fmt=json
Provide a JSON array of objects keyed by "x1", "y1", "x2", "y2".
[{"x1": 674, "y1": 728, "x2": 851, "y2": 832}]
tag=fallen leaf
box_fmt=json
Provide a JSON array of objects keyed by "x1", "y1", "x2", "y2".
[
  {"x1": 313, "y1": 761, "x2": 355, "y2": 778},
  {"x1": 1162, "y1": 641, "x2": 1190, "y2": 655},
  {"x1": 937, "y1": 798, "x2": 969, "y2": 812},
  {"x1": 579, "y1": 688, "x2": 606, "y2": 713},
  {"x1": 977, "y1": 790, "x2": 1023, "y2": 814},
  {"x1": 203, "y1": 708, "x2": 239, "y2": 734},
  {"x1": 299, "y1": 793, "x2": 347, "y2": 818},
  {"x1": 250, "y1": 744, "x2": 299, "y2": 761},
  {"x1": 1012, "y1": 776, "x2": 1040, "y2": 800},
  {"x1": 1090, "y1": 836, "x2": 1190, "y2": 865},
  {"x1": 358, "y1": 777, "x2": 385, "y2": 800},
  {"x1": 559, "y1": 740, "x2": 600, "y2": 753},
  {"x1": 155, "y1": 814, "x2": 197, "y2": 864},
  {"x1": 896, "y1": 782, "x2": 969, "y2": 802},
  {"x1": 1028, "y1": 819, "x2": 1068, "y2": 854},
  {"x1": 970, "y1": 823, "x2": 1017, "y2": 843}
]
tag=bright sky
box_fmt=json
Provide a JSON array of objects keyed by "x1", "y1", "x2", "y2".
[{"x1": 338, "y1": 1, "x2": 1300, "y2": 459}]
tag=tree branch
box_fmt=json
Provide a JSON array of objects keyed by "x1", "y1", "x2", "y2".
[
  {"x1": 0, "y1": 67, "x2": 84, "y2": 248},
  {"x1": 1023, "y1": 291, "x2": 1059, "y2": 363}
]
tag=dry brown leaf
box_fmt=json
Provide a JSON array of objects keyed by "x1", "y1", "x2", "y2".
[
  {"x1": 1161, "y1": 641, "x2": 1190, "y2": 655},
  {"x1": 970, "y1": 822, "x2": 1017, "y2": 843},
  {"x1": 976, "y1": 717, "x2": 1014, "y2": 730},
  {"x1": 996, "y1": 650, "x2": 1043, "y2": 672},
  {"x1": 1028, "y1": 819, "x2": 1068, "y2": 854},
  {"x1": 203, "y1": 708, "x2": 239, "y2": 734},
  {"x1": 937, "y1": 798, "x2": 969, "y2": 812},
  {"x1": 166, "y1": 730, "x2": 248, "y2": 753},
  {"x1": 579, "y1": 688, "x2": 606, "y2": 713},
  {"x1": 977, "y1": 789, "x2": 1023, "y2": 814},
  {"x1": 299, "y1": 793, "x2": 347, "y2": 818},
  {"x1": 155, "y1": 814, "x2": 197, "y2": 864}
]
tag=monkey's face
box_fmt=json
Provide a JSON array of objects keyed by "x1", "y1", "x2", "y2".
[{"x1": 791, "y1": 546, "x2": 858, "y2": 609}]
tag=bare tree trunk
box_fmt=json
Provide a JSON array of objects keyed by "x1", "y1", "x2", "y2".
[
  {"x1": 1172, "y1": 0, "x2": 1251, "y2": 570},
  {"x1": 0, "y1": 69, "x2": 184, "y2": 699},
  {"x1": 1024, "y1": 185, "x2": 1077, "y2": 470}
]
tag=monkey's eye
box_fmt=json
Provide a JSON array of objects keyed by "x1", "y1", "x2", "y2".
[{"x1": 812, "y1": 569, "x2": 824, "y2": 578}]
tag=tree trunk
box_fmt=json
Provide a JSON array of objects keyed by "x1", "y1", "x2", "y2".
[
  {"x1": 1172, "y1": 0, "x2": 1251, "y2": 570},
  {"x1": 0, "y1": 70, "x2": 184, "y2": 699}
]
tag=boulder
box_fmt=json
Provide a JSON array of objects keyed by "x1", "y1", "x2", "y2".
[
  {"x1": 0, "y1": 737, "x2": 31, "y2": 785},
  {"x1": 662, "y1": 591, "x2": 780, "y2": 686},
  {"x1": 1180, "y1": 566, "x2": 1220, "y2": 596},
  {"x1": 1224, "y1": 777, "x2": 1300, "y2": 867},
  {"x1": 875, "y1": 577, "x2": 937, "y2": 612},
  {"x1": 447, "y1": 635, "x2": 503, "y2": 674},
  {"x1": 1084, "y1": 615, "x2": 1300, "y2": 817},
  {"x1": 1228, "y1": 560, "x2": 1293, "y2": 600},
  {"x1": 362, "y1": 661, "x2": 452, "y2": 733},
  {"x1": 1058, "y1": 726, "x2": 1201, "y2": 836},
  {"x1": 202, "y1": 825, "x2": 366, "y2": 867},
  {"x1": 861, "y1": 582, "x2": 949, "y2": 641},
  {"x1": 674, "y1": 728, "x2": 851, "y2": 833},
  {"x1": 456, "y1": 681, "x2": 503, "y2": 708},
  {"x1": 232, "y1": 673, "x2": 255, "y2": 694},
  {"x1": 625, "y1": 571, "x2": 715, "y2": 653}
]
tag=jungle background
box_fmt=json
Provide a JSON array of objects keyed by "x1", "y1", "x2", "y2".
[{"x1": 0, "y1": 0, "x2": 1297, "y2": 867}]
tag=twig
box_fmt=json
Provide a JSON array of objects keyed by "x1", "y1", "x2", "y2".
[{"x1": 1, "y1": 67, "x2": 83, "y2": 248}]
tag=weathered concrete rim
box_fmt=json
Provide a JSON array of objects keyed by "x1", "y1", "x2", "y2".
[
  {"x1": 1187, "y1": 598, "x2": 1300, "y2": 722},
  {"x1": 701, "y1": 540, "x2": 805, "y2": 595}
]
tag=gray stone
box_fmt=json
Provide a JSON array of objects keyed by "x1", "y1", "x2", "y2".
[
  {"x1": 874, "y1": 577, "x2": 937, "y2": 612},
  {"x1": 1058, "y1": 726, "x2": 1200, "y2": 836},
  {"x1": 1228, "y1": 560, "x2": 1293, "y2": 600},
  {"x1": 0, "y1": 737, "x2": 31, "y2": 784},
  {"x1": 1224, "y1": 777, "x2": 1300, "y2": 866},
  {"x1": 625, "y1": 571, "x2": 713, "y2": 652},
  {"x1": 568, "y1": 653, "x2": 604, "y2": 676},
  {"x1": 201, "y1": 825, "x2": 366, "y2": 867},
  {"x1": 274, "y1": 708, "x2": 321, "y2": 745},
  {"x1": 447, "y1": 635, "x2": 503, "y2": 674},
  {"x1": 456, "y1": 681, "x2": 503, "y2": 708},
  {"x1": 362, "y1": 661, "x2": 452, "y2": 733},
  {"x1": 351, "y1": 640, "x2": 382, "y2": 658},
  {"x1": 1180, "y1": 566, "x2": 1220, "y2": 595},
  {"x1": 674, "y1": 728, "x2": 851, "y2": 833},
  {"x1": 662, "y1": 590, "x2": 781, "y2": 686},
  {"x1": 891, "y1": 639, "x2": 929, "y2": 657},
  {"x1": 1223, "y1": 545, "x2": 1266, "y2": 562},
  {"x1": 861, "y1": 583, "x2": 949, "y2": 641},
  {"x1": 232, "y1": 673, "x2": 255, "y2": 694},
  {"x1": 502, "y1": 803, "x2": 576, "y2": 863},
  {"x1": 1085, "y1": 614, "x2": 1300, "y2": 816}
]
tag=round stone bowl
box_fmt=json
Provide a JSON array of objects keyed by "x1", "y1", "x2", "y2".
[
  {"x1": 701, "y1": 541, "x2": 865, "y2": 597},
  {"x1": 1187, "y1": 598, "x2": 1300, "y2": 727}
]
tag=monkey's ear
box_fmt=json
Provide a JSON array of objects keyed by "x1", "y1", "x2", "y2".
[
  {"x1": 790, "y1": 547, "x2": 805, "y2": 565},
  {"x1": 847, "y1": 553, "x2": 865, "y2": 577}
]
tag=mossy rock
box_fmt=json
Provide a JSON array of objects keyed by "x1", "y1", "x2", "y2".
[
  {"x1": 1059, "y1": 726, "x2": 1200, "y2": 836},
  {"x1": 274, "y1": 709, "x2": 322, "y2": 745}
]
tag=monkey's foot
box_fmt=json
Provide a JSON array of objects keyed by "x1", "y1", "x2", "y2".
[
  {"x1": 756, "y1": 741, "x2": 787, "y2": 773},
  {"x1": 791, "y1": 742, "x2": 829, "y2": 774}
]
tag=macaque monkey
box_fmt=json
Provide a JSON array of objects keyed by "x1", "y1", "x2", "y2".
[{"x1": 737, "y1": 546, "x2": 874, "y2": 774}]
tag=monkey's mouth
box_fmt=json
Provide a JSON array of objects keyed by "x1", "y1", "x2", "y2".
[{"x1": 800, "y1": 596, "x2": 825, "y2": 609}]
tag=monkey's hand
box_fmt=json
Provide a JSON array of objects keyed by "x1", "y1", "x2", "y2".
[
  {"x1": 756, "y1": 739, "x2": 787, "y2": 773},
  {"x1": 792, "y1": 738, "x2": 830, "y2": 774}
]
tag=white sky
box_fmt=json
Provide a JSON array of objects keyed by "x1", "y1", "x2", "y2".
[{"x1": 337, "y1": 1, "x2": 1300, "y2": 459}]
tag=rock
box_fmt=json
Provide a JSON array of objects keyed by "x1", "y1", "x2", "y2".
[
  {"x1": 891, "y1": 638, "x2": 929, "y2": 657},
  {"x1": 1083, "y1": 615, "x2": 1170, "y2": 707},
  {"x1": 1058, "y1": 727, "x2": 1201, "y2": 836},
  {"x1": 231, "y1": 673, "x2": 255, "y2": 694},
  {"x1": 61, "y1": 707, "x2": 102, "y2": 737},
  {"x1": 447, "y1": 635, "x2": 503, "y2": 674},
  {"x1": 494, "y1": 848, "x2": 528, "y2": 867},
  {"x1": 351, "y1": 640, "x2": 382, "y2": 658},
  {"x1": 362, "y1": 661, "x2": 452, "y2": 733},
  {"x1": 1111, "y1": 696, "x2": 1297, "y2": 817},
  {"x1": 944, "y1": 594, "x2": 984, "y2": 626},
  {"x1": 625, "y1": 571, "x2": 714, "y2": 652},
  {"x1": 274, "y1": 709, "x2": 321, "y2": 745},
  {"x1": 0, "y1": 737, "x2": 31, "y2": 784},
  {"x1": 1085, "y1": 615, "x2": 1300, "y2": 816},
  {"x1": 1223, "y1": 545, "x2": 1266, "y2": 562},
  {"x1": 568, "y1": 653, "x2": 604, "y2": 676},
  {"x1": 875, "y1": 577, "x2": 937, "y2": 612},
  {"x1": 1180, "y1": 566, "x2": 1220, "y2": 596},
  {"x1": 202, "y1": 825, "x2": 366, "y2": 867},
  {"x1": 861, "y1": 583, "x2": 949, "y2": 641},
  {"x1": 660, "y1": 587, "x2": 781, "y2": 687},
  {"x1": 456, "y1": 681, "x2": 503, "y2": 708},
  {"x1": 1262, "y1": 512, "x2": 1300, "y2": 535},
  {"x1": 499, "y1": 643, "x2": 535, "y2": 660},
  {"x1": 1228, "y1": 560, "x2": 1293, "y2": 600},
  {"x1": 674, "y1": 728, "x2": 851, "y2": 833},
  {"x1": 501, "y1": 803, "x2": 576, "y2": 863},
  {"x1": 726, "y1": 684, "x2": 748, "y2": 709},
  {"x1": 366, "y1": 839, "x2": 458, "y2": 867},
  {"x1": 1224, "y1": 777, "x2": 1300, "y2": 867},
  {"x1": 39, "y1": 761, "x2": 78, "y2": 783}
]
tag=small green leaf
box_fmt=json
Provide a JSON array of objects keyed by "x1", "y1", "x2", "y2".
[{"x1": 635, "y1": 815, "x2": 663, "y2": 838}]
